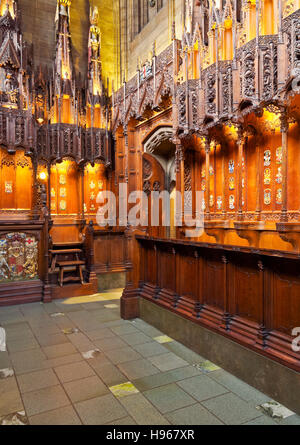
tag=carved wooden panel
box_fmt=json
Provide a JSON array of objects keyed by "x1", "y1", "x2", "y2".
[
  {"x1": 230, "y1": 256, "x2": 262, "y2": 324},
  {"x1": 270, "y1": 260, "x2": 300, "y2": 335},
  {"x1": 203, "y1": 252, "x2": 225, "y2": 310}
]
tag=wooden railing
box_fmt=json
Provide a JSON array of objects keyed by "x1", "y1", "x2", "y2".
[{"x1": 122, "y1": 234, "x2": 300, "y2": 372}]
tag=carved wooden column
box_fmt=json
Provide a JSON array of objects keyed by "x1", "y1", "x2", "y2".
[
  {"x1": 175, "y1": 141, "x2": 184, "y2": 235},
  {"x1": 280, "y1": 111, "x2": 289, "y2": 222},
  {"x1": 47, "y1": 163, "x2": 52, "y2": 222},
  {"x1": 221, "y1": 146, "x2": 226, "y2": 220},
  {"x1": 255, "y1": 140, "x2": 262, "y2": 221},
  {"x1": 31, "y1": 154, "x2": 40, "y2": 221},
  {"x1": 121, "y1": 228, "x2": 142, "y2": 320},
  {"x1": 237, "y1": 128, "x2": 246, "y2": 220},
  {"x1": 79, "y1": 164, "x2": 85, "y2": 222},
  {"x1": 221, "y1": 255, "x2": 231, "y2": 331},
  {"x1": 124, "y1": 125, "x2": 129, "y2": 184},
  {"x1": 42, "y1": 188, "x2": 52, "y2": 303},
  {"x1": 256, "y1": 260, "x2": 268, "y2": 348},
  {"x1": 84, "y1": 221, "x2": 97, "y2": 285},
  {"x1": 205, "y1": 137, "x2": 211, "y2": 220}
]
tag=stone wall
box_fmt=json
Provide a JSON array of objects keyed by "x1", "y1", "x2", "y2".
[{"x1": 18, "y1": 0, "x2": 115, "y2": 86}]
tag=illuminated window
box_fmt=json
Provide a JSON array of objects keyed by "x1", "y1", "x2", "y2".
[
  {"x1": 136, "y1": 0, "x2": 149, "y2": 34},
  {"x1": 157, "y1": 0, "x2": 164, "y2": 12},
  {"x1": 134, "y1": 0, "x2": 164, "y2": 37}
]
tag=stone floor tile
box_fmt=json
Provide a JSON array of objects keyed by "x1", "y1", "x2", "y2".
[
  {"x1": 85, "y1": 328, "x2": 115, "y2": 341},
  {"x1": 7, "y1": 337, "x2": 40, "y2": 354},
  {"x1": 164, "y1": 341, "x2": 206, "y2": 365},
  {"x1": 54, "y1": 361, "x2": 95, "y2": 383},
  {"x1": 0, "y1": 377, "x2": 23, "y2": 417},
  {"x1": 130, "y1": 320, "x2": 163, "y2": 337},
  {"x1": 10, "y1": 348, "x2": 47, "y2": 375},
  {"x1": 93, "y1": 336, "x2": 127, "y2": 352},
  {"x1": 202, "y1": 392, "x2": 262, "y2": 425},
  {"x1": 22, "y1": 385, "x2": 70, "y2": 417},
  {"x1": 29, "y1": 405, "x2": 82, "y2": 425},
  {"x1": 243, "y1": 416, "x2": 278, "y2": 425},
  {"x1": 37, "y1": 332, "x2": 69, "y2": 347},
  {"x1": 109, "y1": 382, "x2": 139, "y2": 398},
  {"x1": 194, "y1": 360, "x2": 220, "y2": 373},
  {"x1": 90, "y1": 362, "x2": 128, "y2": 387},
  {"x1": 75, "y1": 394, "x2": 127, "y2": 425},
  {"x1": 99, "y1": 320, "x2": 130, "y2": 329},
  {"x1": 122, "y1": 332, "x2": 152, "y2": 346},
  {"x1": 29, "y1": 319, "x2": 61, "y2": 332},
  {"x1": 166, "y1": 403, "x2": 224, "y2": 425},
  {"x1": 0, "y1": 311, "x2": 25, "y2": 325},
  {"x1": 63, "y1": 375, "x2": 109, "y2": 403},
  {"x1": 42, "y1": 342, "x2": 77, "y2": 359},
  {"x1": 278, "y1": 414, "x2": 300, "y2": 425},
  {"x1": 66, "y1": 332, "x2": 95, "y2": 352},
  {"x1": 40, "y1": 302, "x2": 62, "y2": 314},
  {"x1": 86, "y1": 352, "x2": 111, "y2": 368},
  {"x1": 119, "y1": 393, "x2": 169, "y2": 425},
  {"x1": 143, "y1": 383, "x2": 195, "y2": 414},
  {"x1": 42, "y1": 353, "x2": 84, "y2": 369},
  {"x1": 104, "y1": 346, "x2": 142, "y2": 365},
  {"x1": 111, "y1": 324, "x2": 140, "y2": 336},
  {"x1": 153, "y1": 335, "x2": 174, "y2": 344},
  {"x1": 92, "y1": 310, "x2": 121, "y2": 324},
  {"x1": 132, "y1": 341, "x2": 168, "y2": 358},
  {"x1": 133, "y1": 366, "x2": 202, "y2": 392},
  {"x1": 118, "y1": 358, "x2": 160, "y2": 380},
  {"x1": 53, "y1": 303, "x2": 85, "y2": 313},
  {"x1": 149, "y1": 352, "x2": 189, "y2": 372},
  {"x1": 5, "y1": 323, "x2": 34, "y2": 341},
  {"x1": 105, "y1": 416, "x2": 137, "y2": 425},
  {"x1": 210, "y1": 369, "x2": 271, "y2": 406},
  {"x1": 0, "y1": 351, "x2": 12, "y2": 369},
  {"x1": 177, "y1": 375, "x2": 229, "y2": 401},
  {"x1": 17, "y1": 368, "x2": 59, "y2": 393},
  {"x1": 52, "y1": 317, "x2": 78, "y2": 330}
]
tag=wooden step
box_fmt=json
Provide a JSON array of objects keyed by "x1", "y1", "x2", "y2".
[
  {"x1": 0, "y1": 280, "x2": 43, "y2": 306},
  {"x1": 57, "y1": 260, "x2": 85, "y2": 267},
  {"x1": 52, "y1": 242, "x2": 84, "y2": 249},
  {"x1": 49, "y1": 249, "x2": 82, "y2": 255}
]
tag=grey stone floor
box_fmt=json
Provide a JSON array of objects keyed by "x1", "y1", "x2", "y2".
[{"x1": 0, "y1": 289, "x2": 300, "y2": 425}]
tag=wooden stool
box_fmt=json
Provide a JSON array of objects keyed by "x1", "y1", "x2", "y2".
[
  {"x1": 57, "y1": 260, "x2": 85, "y2": 287},
  {"x1": 49, "y1": 249, "x2": 82, "y2": 273}
]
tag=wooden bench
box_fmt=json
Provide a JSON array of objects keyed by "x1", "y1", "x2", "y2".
[{"x1": 57, "y1": 260, "x2": 85, "y2": 287}]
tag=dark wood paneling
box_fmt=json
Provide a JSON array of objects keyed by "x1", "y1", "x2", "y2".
[{"x1": 132, "y1": 236, "x2": 300, "y2": 372}]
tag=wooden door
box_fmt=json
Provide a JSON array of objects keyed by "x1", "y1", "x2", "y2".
[{"x1": 142, "y1": 153, "x2": 166, "y2": 238}]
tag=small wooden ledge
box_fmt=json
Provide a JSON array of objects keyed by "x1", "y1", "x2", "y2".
[
  {"x1": 233, "y1": 221, "x2": 266, "y2": 247},
  {"x1": 276, "y1": 222, "x2": 300, "y2": 251},
  {"x1": 204, "y1": 220, "x2": 230, "y2": 244}
]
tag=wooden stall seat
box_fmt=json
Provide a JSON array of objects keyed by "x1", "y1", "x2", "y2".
[
  {"x1": 49, "y1": 242, "x2": 86, "y2": 287},
  {"x1": 50, "y1": 248, "x2": 82, "y2": 273},
  {"x1": 57, "y1": 260, "x2": 85, "y2": 287}
]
